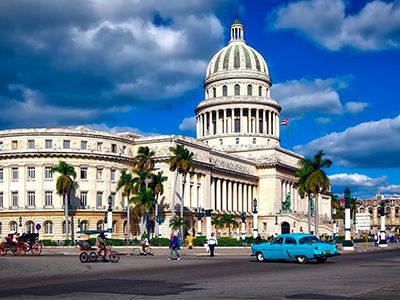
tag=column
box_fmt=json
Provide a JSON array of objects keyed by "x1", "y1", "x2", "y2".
[
  {"x1": 228, "y1": 181, "x2": 233, "y2": 212},
  {"x1": 268, "y1": 111, "x2": 272, "y2": 135},
  {"x1": 216, "y1": 110, "x2": 219, "y2": 135},
  {"x1": 231, "y1": 108, "x2": 235, "y2": 133},
  {"x1": 248, "y1": 109, "x2": 251, "y2": 133},
  {"x1": 210, "y1": 111, "x2": 214, "y2": 136},
  {"x1": 256, "y1": 109, "x2": 259, "y2": 133},
  {"x1": 216, "y1": 178, "x2": 221, "y2": 211},
  {"x1": 223, "y1": 109, "x2": 227, "y2": 134},
  {"x1": 240, "y1": 108, "x2": 243, "y2": 133},
  {"x1": 210, "y1": 177, "x2": 215, "y2": 210},
  {"x1": 238, "y1": 183, "x2": 243, "y2": 212},
  {"x1": 276, "y1": 113, "x2": 280, "y2": 138},
  {"x1": 233, "y1": 182, "x2": 238, "y2": 213},
  {"x1": 262, "y1": 109, "x2": 266, "y2": 134},
  {"x1": 222, "y1": 179, "x2": 227, "y2": 211},
  {"x1": 243, "y1": 184, "x2": 248, "y2": 213},
  {"x1": 193, "y1": 174, "x2": 198, "y2": 208},
  {"x1": 248, "y1": 184, "x2": 252, "y2": 212}
]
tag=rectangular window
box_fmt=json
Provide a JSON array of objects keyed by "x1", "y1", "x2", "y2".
[
  {"x1": 111, "y1": 144, "x2": 117, "y2": 153},
  {"x1": 27, "y1": 191, "x2": 35, "y2": 207},
  {"x1": 234, "y1": 118, "x2": 240, "y2": 133},
  {"x1": 81, "y1": 141, "x2": 87, "y2": 150},
  {"x1": 45, "y1": 191, "x2": 53, "y2": 206},
  {"x1": 80, "y1": 191, "x2": 88, "y2": 207},
  {"x1": 96, "y1": 169, "x2": 102, "y2": 180},
  {"x1": 27, "y1": 167, "x2": 35, "y2": 179},
  {"x1": 28, "y1": 140, "x2": 35, "y2": 149},
  {"x1": 63, "y1": 140, "x2": 70, "y2": 149},
  {"x1": 80, "y1": 168, "x2": 88, "y2": 179},
  {"x1": 12, "y1": 168, "x2": 18, "y2": 180},
  {"x1": 111, "y1": 170, "x2": 116, "y2": 181},
  {"x1": 0, "y1": 192, "x2": 3, "y2": 208},
  {"x1": 111, "y1": 192, "x2": 116, "y2": 206},
  {"x1": 12, "y1": 140, "x2": 18, "y2": 150},
  {"x1": 0, "y1": 168, "x2": 3, "y2": 180},
  {"x1": 0, "y1": 141, "x2": 3, "y2": 151},
  {"x1": 12, "y1": 192, "x2": 19, "y2": 207},
  {"x1": 45, "y1": 139, "x2": 52, "y2": 149},
  {"x1": 45, "y1": 167, "x2": 53, "y2": 179},
  {"x1": 96, "y1": 192, "x2": 103, "y2": 207},
  {"x1": 97, "y1": 142, "x2": 102, "y2": 151}
]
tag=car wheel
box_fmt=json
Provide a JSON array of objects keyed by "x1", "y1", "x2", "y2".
[
  {"x1": 316, "y1": 257, "x2": 328, "y2": 264},
  {"x1": 296, "y1": 255, "x2": 308, "y2": 264},
  {"x1": 256, "y1": 252, "x2": 265, "y2": 262}
]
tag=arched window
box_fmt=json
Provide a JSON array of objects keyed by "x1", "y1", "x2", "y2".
[
  {"x1": 123, "y1": 221, "x2": 127, "y2": 234},
  {"x1": 97, "y1": 220, "x2": 104, "y2": 230},
  {"x1": 44, "y1": 221, "x2": 53, "y2": 234},
  {"x1": 80, "y1": 220, "x2": 88, "y2": 231},
  {"x1": 377, "y1": 208, "x2": 381, "y2": 217},
  {"x1": 112, "y1": 221, "x2": 117, "y2": 233},
  {"x1": 360, "y1": 207, "x2": 365, "y2": 213},
  {"x1": 223, "y1": 85, "x2": 228, "y2": 96},
  {"x1": 9, "y1": 221, "x2": 17, "y2": 232},
  {"x1": 369, "y1": 207, "x2": 373, "y2": 215},
  {"x1": 396, "y1": 207, "x2": 399, "y2": 216},
  {"x1": 26, "y1": 221, "x2": 35, "y2": 234},
  {"x1": 235, "y1": 138, "x2": 239, "y2": 145},
  {"x1": 213, "y1": 87, "x2": 216, "y2": 98},
  {"x1": 252, "y1": 138, "x2": 256, "y2": 144},
  {"x1": 247, "y1": 84, "x2": 252, "y2": 95},
  {"x1": 259, "y1": 86, "x2": 262, "y2": 96},
  {"x1": 235, "y1": 84, "x2": 240, "y2": 96}
]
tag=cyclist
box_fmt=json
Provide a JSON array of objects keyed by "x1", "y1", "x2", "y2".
[
  {"x1": 97, "y1": 232, "x2": 107, "y2": 256},
  {"x1": 140, "y1": 234, "x2": 149, "y2": 255}
]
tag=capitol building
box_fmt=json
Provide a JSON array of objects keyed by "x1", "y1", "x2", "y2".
[{"x1": 0, "y1": 19, "x2": 333, "y2": 240}]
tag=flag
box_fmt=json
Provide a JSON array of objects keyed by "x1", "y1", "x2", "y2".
[{"x1": 281, "y1": 118, "x2": 289, "y2": 126}]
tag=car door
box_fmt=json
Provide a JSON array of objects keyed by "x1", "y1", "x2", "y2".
[
  {"x1": 282, "y1": 237, "x2": 297, "y2": 259},
  {"x1": 266, "y1": 237, "x2": 284, "y2": 259}
]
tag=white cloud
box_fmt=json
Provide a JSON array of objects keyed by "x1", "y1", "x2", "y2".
[
  {"x1": 379, "y1": 185, "x2": 400, "y2": 194},
  {"x1": 179, "y1": 116, "x2": 197, "y2": 132},
  {"x1": 295, "y1": 115, "x2": 400, "y2": 168},
  {"x1": 272, "y1": 0, "x2": 400, "y2": 51},
  {"x1": 315, "y1": 117, "x2": 331, "y2": 124},
  {"x1": 329, "y1": 173, "x2": 387, "y2": 188},
  {"x1": 82, "y1": 123, "x2": 159, "y2": 137},
  {"x1": 344, "y1": 102, "x2": 368, "y2": 114}
]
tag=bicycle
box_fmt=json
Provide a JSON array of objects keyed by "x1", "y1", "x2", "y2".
[
  {"x1": 132, "y1": 246, "x2": 155, "y2": 256},
  {"x1": 78, "y1": 237, "x2": 120, "y2": 263}
]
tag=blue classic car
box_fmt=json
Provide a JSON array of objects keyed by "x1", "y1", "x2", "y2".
[{"x1": 251, "y1": 233, "x2": 340, "y2": 264}]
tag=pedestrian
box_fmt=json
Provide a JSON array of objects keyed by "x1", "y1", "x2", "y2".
[
  {"x1": 141, "y1": 231, "x2": 147, "y2": 240},
  {"x1": 208, "y1": 232, "x2": 218, "y2": 257},
  {"x1": 374, "y1": 234, "x2": 378, "y2": 246},
  {"x1": 187, "y1": 234, "x2": 193, "y2": 249},
  {"x1": 255, "y1": 234, "x2": 261, "y2": 244},
  {"x1": 167, "y1": 232, "x2": 181, "y2": 261}
]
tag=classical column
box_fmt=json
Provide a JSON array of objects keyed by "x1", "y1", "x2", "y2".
[
  {"x1": 248, "y1": 184, "x2": 252, "y2": 212},
  {"x1": 193, "y1": 174, "x2": 198, "y2": 208},
  {"x1": 248, "y1": 109, "x2": 251, "y2": 133},
  {"x1": 262, "y1": 109, "x2": 266, "y2": 134},
  {"x1": 216, "y1": 110, "x2": 219, "y2": 135},
  {"x1": 276, "y1": 113, "x2": 280, "y2": 138},
  {"x1": 222, "y1": 180, "x2": 227, "y2": 211},
  {"x1": 228, "y1": 181, "x2": 233, "y2": 212},
  {"x1": 243, "y1": 184, "x2": 248, "y2": 213},
  {"x1": 216, "y1": 178, "x2": 221, "y2": 211},
  {"x1": 240, "y1": 108, "x2": 243, "y2": 133},
  {"x1": 223, "y1": 109, "x2": 227, "y2": 134},
  {"x1": 256, "y1": 109, "x2": 259, "y2": 133},
  {"x1": 238, "y1": 183, "x2": 243, "y2": 212},
  {"x1": 210, "y1": 111, "x2": 215, "y2": 136},
  {"x1": 211, "y1": 177, "x2": 215, "y2": 210},
  {"x1": 231, "y1": 108, "x2": 235, "y2": 133},
  {"x1": 268, "y1": 111, "x2": 272, "y2": 135},
  {"x1": 233, "y1": 182, "x2": 238, "y2": 213}
]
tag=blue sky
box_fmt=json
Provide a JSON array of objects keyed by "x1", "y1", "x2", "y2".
[{"x1": 1, "y1": 0, "x2": 400, "y2": 199}]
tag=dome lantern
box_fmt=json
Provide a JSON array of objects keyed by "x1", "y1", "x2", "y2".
[{"x1": 230, "y1": 18, "x2": 244, "y2": 43}]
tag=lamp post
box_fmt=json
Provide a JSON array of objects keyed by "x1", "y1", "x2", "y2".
[
  {"x1": 253, "y1": 198, "x2": 258, "y2": 238},
  {"x1": 77, "y1": 218, "x2": 81, "y2": 241},
  {"x1": 205, "y1": 209, "x2": 212, "y2": 240},
  {"x1": 240, "y1": 212, "x2": 246, "y2": 240},
  {"x1": 379, "y1": 200, "x2": 389, "y2": 247},
  {"x1": 194, "y1": 208, "x2": 205, "y2": 236},
  {"x1": 107, "y1": 195, "x2": 113, "y2": 238},
  {"x1": 343, "y1": 187, "x2": 354, "y2": 250},
  {"x1": 155, "y1": 214, "x2": 165, "y2": 237},
  {"x1": 275, "y1": 216, "x2": 278, "y2": 236},
  {"x1": 19, "y1": 216, "x2": 22, "y2": 235}
]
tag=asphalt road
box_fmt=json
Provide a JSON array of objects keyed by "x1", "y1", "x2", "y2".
[{"x1": 1, "y1": 249, "x2": 400, "y2": 299}]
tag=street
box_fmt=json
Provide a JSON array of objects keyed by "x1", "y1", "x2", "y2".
[{"x1": 1, "y1": 248, "x2": 400, "y2": 299}]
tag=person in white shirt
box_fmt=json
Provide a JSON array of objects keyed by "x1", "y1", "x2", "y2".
[{"x1": 208, "y1": 232, "x2": 218, "y2": 257}]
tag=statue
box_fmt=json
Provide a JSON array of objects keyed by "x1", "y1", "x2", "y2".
[
  {"x1": 310, "y1": 196, "x2": 315, "y2": 215},
  {"x1": 281, "y1": 192, "x2": 292, "y2": 212}
]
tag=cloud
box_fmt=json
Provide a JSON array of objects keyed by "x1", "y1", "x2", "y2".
[
  {"x1": 294, "y1": 115, "x2": 400, "y2": 168},
  {"x1": 329, "y1": 173, "x2": 388, "y2": 188},
  {"x1": 272, "y1": 77, "x2": 349, "y2": 118},
  {"x1": 315, "y1": 117, "x2": 331, "y2": 124},
  {"x1": 0, "y1": 0, "x2": 228, "y2": 128},
  {"x1": 179, "y1": 116, "x2": 197, "y2": 132},
  {"x1": 82, "y1": 123, "x2": 159, "y2": 137},
  {"x1": 344, "y1": 102, "x2": 368, "y2": 114},
  {"x1": 379, "y1": 185, "x2": 400, "y2": 195},
  {"x1": 271, "y1": 0, "x2": 400, "y2": 51}
]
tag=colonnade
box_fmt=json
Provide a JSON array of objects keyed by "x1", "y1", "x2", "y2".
[
  {"x1": 197, "y1": 108, "x2": 279, "y2": 138},
  {"x1": 281, "y1": 180, "x2": 300, "y2": 212}
]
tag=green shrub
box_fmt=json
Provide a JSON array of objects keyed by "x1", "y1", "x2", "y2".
[
  {"x1": 193, "y1": 236, "x2": 207, "y2": 246},
  {"x1": 150, "y1": 237, "x2": 170, "y2": 246},
  {"x1": 217, "y1": 237, "x2": 239, "y2": 246},
  {"x1": 41, "y1": 239, "x2": 58, "y2": 246},
  {"x1": 62, "y1": 239, "x2": 73, "y2": 246}
]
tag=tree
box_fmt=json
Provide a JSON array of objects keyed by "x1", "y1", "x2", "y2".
[
  {"x1": 130, "y1": 187, "x2": 156, "y2": 231},
  {"x1": 51, "y1": 161, "x2": 76, "y2": 240},
  {"x1": 350, "y1": 197, "x2": 361, "y2": 221},
  {"x1": 211, "y1": 216, "x2": 224, "y2": 237},
  {"x1": 336, "y1": 206, "x2": 345, "y2": 219},
  {"x1": 116, "y1": 170, "x2": 135, "y2": 240},
  {"x1": 294, "y1": 167, "x2": 313, "y2": 234},
  {"x1": 331, "y1": 194, "x2": 340, "y2": 219},
  {"x1": 295, "y1": 150, "x2": 332, "y2": 235},
  {"x1": 169, "y1": 217, "x2": 188, "y2": 231},
  {"x1": 166, "y1": 144, "x2": 195, "y2": 237},
  {"x1": 150, "y1": 171, "x2": 168, "y2": 236},
  {"x1": 222, "y1": 214, "x2": 239, "y2": 238}
]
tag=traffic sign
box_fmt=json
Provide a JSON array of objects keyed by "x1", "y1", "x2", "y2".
[
  {"x1": 356, "y1": 213, "x2": 371, "y2": 230},
  {"x1": 36, "y1": 224, "x2": 41, "y2": 230}
]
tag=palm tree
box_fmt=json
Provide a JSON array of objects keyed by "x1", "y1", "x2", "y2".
[
  {"x1": 51, "y1": 161, "x2": 76, "y2": 240},
  {"x1": 130, "y1": 186, "x2": 156, "y2": 233},
  {"x1": 211, "y1": 216, "x2": 224, "y2": 237},
  {"x1": 296, "y1": 150, "x2": 332, "y2": 235},
  {"x1": 150, "y1": 171, "x2": 168, "y2": 236},
  {"x1": 166, "y1": 144, "x2": 195, "y2": 237},
  {"x1": 350, "y1": 197, "x2": 361, "y2": 221},
  {"x1": 295, "y1": 167, "x2": 313, "y2": 234},
  {"x1": 116, "y1": 170, "x2": 135, "y2": 240},
  {"x1": 336, "y1": 206, "x2": 345, "y2": 219},
  {"x1": 331, "y1": 194, "x2": 340, "y2": 219},
  {"x1": 222, "y1": 214, "x2": 239, "y2": 238},
  {"x1": 169, "y1": 217, "x2": 188, "y2": 231}
]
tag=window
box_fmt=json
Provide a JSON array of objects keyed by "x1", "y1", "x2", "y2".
[
  {"x1": 97, "y1": 192, "x2": 103, "y2": 207},
  {"x1": 63, "y1": 140, "x2": 70, "y2": 149},
  {"x1": 259, "y1": 86, "x2": 262, "y2": 96},
  {"x1": 80, "y1": 221, "x2": 88, "y2": 231},
  {"x1": 122, "y1": 146, "x2": 127, "y2": 154},
  {"x1": 213, "y1": 87, "x2": 216, "y2": 98},
  {"x1": 112, "y1": 220, "x2": 117, "y2": 233},
  {"x1": 12, "y1": 140, "x2": 18, "y2": 150},
  {"x1": 27, "y1": 191, "x2": 35, "y2": 207},
  {"x1": 273, "y1": 237, "x2": 283, "y2": 244},
  {"x1": 97, "y1": 142, "x2": 102, "y2": 151},
  {"x1": 81, "y1": 141, "x2": 87, "y2": 150},
  {"x1": 0, "y1": 141, "x2": 3, "y2": 151},
  {"x1": 45, "y1": 139, "x2": 52, "y2": 149},
  {"x1": 111, "y1": 144, "x2": 117, "y2": 153},
  {"x1": 223, "y1": 85, "x2": 228, "y2": 96},
  {"x1": 12, "y1": 168, "x2": 18, "y2": 180},
  {"x1": 0, "y1": 192, "x2": 3, "y2": 208},
  {"x1": 235, "y1": 138, "x2": 239, "y2": 145},
  {"x1": 0, "y1": 168, "x2": 3, "y2": 180},
  {"x1": 80, "y1": 168, "x2": 88, "y2": 180},
  {"x1": 247, "y1": 84, "x2": 252, "y2": 95},
  {"x1": 111, "y1": 192, "x2": 116, "y2": 206},
  {"x1": 299, "y1": 236, "x2": 320, "y2": 244},
  {"x1": 80, "y1": 192, "x2": 88, "y2": 207},
  {"x1": 45, "y1": 191, "x2": 53, "y2": 206},
  {"x1": 12, "y1": 192, "x2": 18, "y2": 207},
  {"x1": 26, "y1": 221, "x2": 35, "y2": 233},
  {"x1": 27, "y1": 167, "x2": 35, "y2": 179},
  {"x1": 234, "y1": 118, "x2": 240, "y2": 133},
  {"x1": 28, "y1": 140, "x2": 35, "y2": 149},
  {"x1": 44, "y1": 222, "x2": 53, "y2": 234},
  {"x1": 235, "y1": 84, "x2": 240, "y2": 95},
  {"x1": 97, "y1": 221, "x2": 104, "y2": 230},
  {"x1": 252, "y1": 138, "x2": 256, "y2": 144},
  {"x1": 285, "y1": 237, "x2": 297, "y2": 244},
  {"x1": 111, "y1": 170, "x2": 116, "y2": 181},
  {"x1": 10, "y1": 221, "x2": 17, "y2": 232},
  {"x1": 45, "y1": 167, "x2": 53, "y2": 179},
  {"x1": 96, "y1": 169, "x2": 103, "y2": 180}
]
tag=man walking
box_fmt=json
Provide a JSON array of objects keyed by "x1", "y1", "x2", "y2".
[
  {"x1": 208, "y1": 232, "x2": 218, "y2": 257},
  {"x1": 167, "y1": 232, "x2": 181, "y2": 261}
]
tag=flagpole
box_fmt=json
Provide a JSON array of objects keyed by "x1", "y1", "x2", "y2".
[{"x1": 287, "y1": 122, "x2": 290, "y2": 149}]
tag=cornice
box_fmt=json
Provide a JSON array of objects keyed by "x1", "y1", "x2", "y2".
[
  {"x1": 204, "y1": 70, "x2": 271, "y2": 87},
  {"x1": 195, "y1": 97, "x2": 281, "y2": 114}
]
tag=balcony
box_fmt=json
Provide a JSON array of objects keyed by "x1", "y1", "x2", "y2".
[{"x1": 9, "y1": 206, "x2": 19, "y2": 210}]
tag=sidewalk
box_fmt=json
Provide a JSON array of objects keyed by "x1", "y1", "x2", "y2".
[{"x1": 41, "y1": 242, "x2": 400, "y2": 256}]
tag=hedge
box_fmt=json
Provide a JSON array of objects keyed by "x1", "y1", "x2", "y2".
[{"x1": 150, "y1": 237, "x2": 170, "y2": 246}]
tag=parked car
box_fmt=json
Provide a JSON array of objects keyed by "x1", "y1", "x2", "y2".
[{"x1": 251, "y1": 233, "x2": 340, "y2": 264}]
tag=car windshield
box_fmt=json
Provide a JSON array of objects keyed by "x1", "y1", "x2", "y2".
[{"x1": 298, "y1": 236, "x2": 320, "y2": 244}]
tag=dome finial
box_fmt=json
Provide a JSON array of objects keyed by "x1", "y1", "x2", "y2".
[{"x1": 230, "y1": 10, "x2": 244, "y2": 42}]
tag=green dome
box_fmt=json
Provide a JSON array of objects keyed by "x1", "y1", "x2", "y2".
[{"x1": 231, "y1": 19, "x2": 243, "y2": 26}]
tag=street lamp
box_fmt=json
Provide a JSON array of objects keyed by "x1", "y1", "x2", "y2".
[
  {"x1": 19, "y1": 216, "x2": 22, "y2": 234},
  {"x1": 77, "y1": 218, "x2": 81, "y2": 241},
  {"x1": 343, "y1": 187, "x2": 354, "y2": 250},
  {"x1": 240, "y1": 212, "x2": 246, "y2": 240},
  {"x1": 106, "y1": 195, "x2": 113, "y2": 238},
  {"x1": 275, "y1": 216, "x2": 278, "y2": 236},
  {"x1": 194, "y1": 208, "x2": 205, "y2": 236},
  {"x1": 155, "y1": 214, "x2": 165, "y2": 237},
  {"x1": 379, "y1": 200, "x2": 389, "y2": 247},
  {"x1": 252, "y1": 199, "x2": 258, "y2": 238}
]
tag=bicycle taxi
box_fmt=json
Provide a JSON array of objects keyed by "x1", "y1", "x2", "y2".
[{"x1": 77, "y1": 230, "x2": 120, "y2": 263}]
